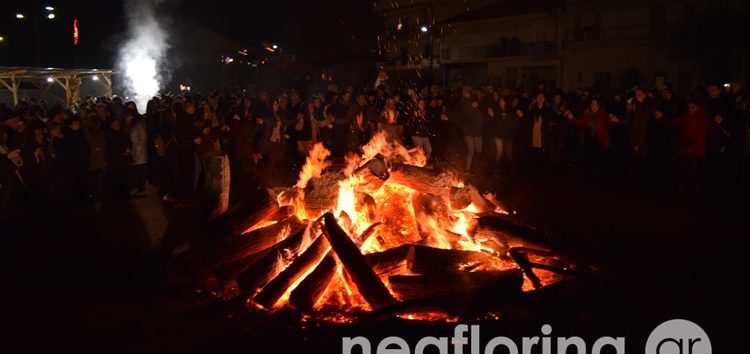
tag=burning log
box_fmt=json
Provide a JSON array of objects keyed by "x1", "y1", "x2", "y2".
[
  {"x1": 322, "y1": 213, "x2": 397, "y2": 310},
  {"x1": 253, "y1": 233, "x2": 330, "y2": 309},
  {"x1": 220, "y1": 216, "x2": 304, "y2": 264},
  {"x1": 289, "y1": 222, "x2": 383, "y2": 311},
  {"x1": 364, "y1": 244, "x2": 411, "y2": 278},
  {"x1": 352, "y1": 157, "x2": 389, "y2": 195},
  {"x1": 388, "y1": 269, "x2": 523, "y2": 299},
  {"x1": 233, "y1": 223, "x2": 309, "y2": 294},
  {"x1": 211, "y1": 189, "x2": 278, "y2": 240},
  {"x1": 288, "y1": 253, "x2": 338, "y2": 311},
  {"x1": 406, "y1": 245, "x2": 497, "y2": 274},
  {"x1": 388, "y1": 163, "x2": 454, "y2": 194}
]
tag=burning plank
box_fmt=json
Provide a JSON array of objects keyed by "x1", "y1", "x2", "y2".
[
  {"x1": 388, "y1": 163, "x2": 454, "y2": 194},
  {"x1": 234, "y1": 223, "x2": 309, "y2": 294},
  {"x1": 389, "y1": 269, "x2": 524, "y2": 299},
  {"x1": 406, "y1": 245, "x2": 497, "y2": 274},
  {"x1": 322, "y1": 213, "x2": 397, "y2": 310}
]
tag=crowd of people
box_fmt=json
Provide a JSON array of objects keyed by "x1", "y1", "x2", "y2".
[{"x1": 2, "y1": 71, "x2": 750, "y2": 214}]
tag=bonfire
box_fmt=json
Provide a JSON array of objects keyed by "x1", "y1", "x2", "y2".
[{"x1": 200, "y1": 132, "x2": 584, "y2": 322}]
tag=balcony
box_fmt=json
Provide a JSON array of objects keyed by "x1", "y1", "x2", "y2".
[
  {"x1": 442, "y1": 41, "x2": 555, "y2": 61},
  {"x1": 563, "y1": 25, "x2": 667, "y2": 48}
]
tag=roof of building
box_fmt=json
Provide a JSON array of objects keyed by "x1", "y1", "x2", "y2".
[{"x1": 441, "y1": 0, "x2": 565, "y2": 24}]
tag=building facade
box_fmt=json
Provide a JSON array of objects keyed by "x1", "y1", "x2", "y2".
[{"x1": 374, "y1": 0, "x2": 748, "y2": 94}]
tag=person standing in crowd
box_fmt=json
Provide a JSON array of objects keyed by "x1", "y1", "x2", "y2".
[
  {"x1": 82, "y1": 105, "x2": 107, "y2": 201},
  {"x1": 64, "y1": 116, "x2": 90, "y2": 207},
  {"x1": 548, "y1": 93, "x2": 569, "y2": 168},
  {"x1": 628, "y1": 88, "x2": 655, "y2": 161},
  {"x1": 251, "y1": 91, "x2": 274, "y2": 167},
  {"x1": 173, "y1": 101, "x2": 199, "y2": 199},
  {"x1": 125, "y1": 109, "x2": 148, "y2": 197},
  {"x1": 104, "y1": 118, "x2": 132, "y2": 201},
  {"x1": 295, "y1": 99, "x2": 316, "y2": 157},
  {"x1": 656, "y1": 99, "x2": 710, "y2": 196},
  {"x1": 22, "y1": 127, "x2": 56, "y2": 208},
  {"x1": 0, "y1": 126, "x2": 25, "y2": 213},
  {"x1": 524, "y1": 92, "x2": 551, "y2": 170},
  {"x1": 487, "y1": 95, "x2": 515, "y2": 173},
  {"x1": 331, "y1": 91, "x2": 353, "y2": 157},
  {"x1": 460, "y1": 92, "x2": 484, "y2": 173},
  {"x1": 565, "y1": 98, "x2": 620, "y2": 173},
  {"x1": 349, "y1": 93, "x2": 376, "y2": 153},
  {"x1": 407, "y1": 98, "x2": 432, "y2": 159},
  {"x1": 379, "y1": 98, "x2": 403, "y2": 144}
]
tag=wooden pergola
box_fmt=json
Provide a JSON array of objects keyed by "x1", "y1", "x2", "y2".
[{"x1": 0, "y1": 67, "x2": 115, "y2": 108}]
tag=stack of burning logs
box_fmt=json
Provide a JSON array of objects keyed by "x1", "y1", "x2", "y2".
[{"x1": 196, "y1": 151, "x2": 581, "y2": 321}]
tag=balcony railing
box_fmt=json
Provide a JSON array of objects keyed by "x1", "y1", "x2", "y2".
[{"x1": 442, "y1": 41, "x2": 555, "y2": 60}]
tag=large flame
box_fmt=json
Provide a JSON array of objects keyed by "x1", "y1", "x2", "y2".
[{"x1": 246, "y1": 131, "x2": 563, "y2": 321}]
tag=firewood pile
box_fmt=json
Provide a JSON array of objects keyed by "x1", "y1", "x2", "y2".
[{"x1": 196, "y1": 133, "x2": 593, "y2": 322}]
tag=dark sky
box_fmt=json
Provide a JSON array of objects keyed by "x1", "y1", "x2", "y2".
[{"x1": 0, "y1": 0, "x2": 382, "y2": 68}]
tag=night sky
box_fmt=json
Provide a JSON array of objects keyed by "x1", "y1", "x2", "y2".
[{"x1": 0, "y1": 0, "x2": 382, "y2": 68}]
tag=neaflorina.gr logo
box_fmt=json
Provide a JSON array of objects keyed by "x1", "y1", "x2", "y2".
[
  {"x1": 645, "y1": 319, "x2": 711, "y2": 354},
  {"x1": 343, "y1": 324, "x2": 626, "y2": 354}
]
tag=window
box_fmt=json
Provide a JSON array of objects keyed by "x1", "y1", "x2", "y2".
[{"x1": 594, "y1": 72, "x2": 612, "y2": 90}]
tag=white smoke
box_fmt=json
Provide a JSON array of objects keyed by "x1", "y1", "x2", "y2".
[{"x1": 118, "y1": 0, "x2": 169, "y2": 113}]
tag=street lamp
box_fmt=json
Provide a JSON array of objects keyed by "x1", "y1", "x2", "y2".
[
  {"x1": 421, "y1": 26, "x2": 429, "y2": 33},
  {"x1": 16, "y1": 13, "x2": 25, "y2": 19},
  {"x1": 92, "y1": 75, "x2": 99, "y2": 81},
  {"x1": 0, "y1": 36, "x2": 4, "y2": 42},
  {"x1": 272, "y1": 44, "x2": 278, "y2": 49},
  {"x1": 45, "y1": 6, "x2": 55, "y2": 11},
  {"x1": 46, "y1": 77, "x2": 53, "y2": 83},
  {"x1": 47, "y1": 13, "x2": 55, "y2": 19}
]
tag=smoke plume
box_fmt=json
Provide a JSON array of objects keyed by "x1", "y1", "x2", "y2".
[{"x1": 118, "y1": 0, "x2": 169, "y2": 113}]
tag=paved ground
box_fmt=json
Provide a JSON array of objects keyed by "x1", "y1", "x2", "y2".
[{"x1": 1, "y1": 161, "x2": 747, "y2": 353}]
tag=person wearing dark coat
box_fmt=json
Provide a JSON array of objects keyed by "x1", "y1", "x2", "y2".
[
  {"x1": 64, "y1": 117, "x2": 90, "y2": 206},
  {"x1": 173, "y1": 102, "x2": 200, "y2": 198},
  {"x1": 460, "y1": 93, "x2": 484, "y2": 172},
  {"x1": 104, "y1": 118, "x2": 132, "y2": 200},
  {"x1": 487, "y1": 95, "x2": 516, "y2": 170},
  {"x1": 22, "y1": 127, "x2": 56, "y2": 208}
]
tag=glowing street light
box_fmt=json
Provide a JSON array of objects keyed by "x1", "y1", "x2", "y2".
[
  {"x1": 45, "y1": 6, "x2": 55, "y2": 11},
  {"x1": 421, "y1": 26, "x2": 429, "y2": 33},
  {"x1": 16, "y1": 13, "x2": 25, "y2": 19},
  {"x1": 272, "y1": 44, "x2": 278, "y2": 49},
  {"x1": 0, "y1": 36, "x2": 4, "y2": 42},
  {"x1": 46, "y1": 77, "x2": 54, "y2": 83},
  {"x1": 92, "y1": 75, "x2": 99, "y2": 81},
  {"x1": 47, "y1": 13, "x2": 55, "y2": 19}
]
